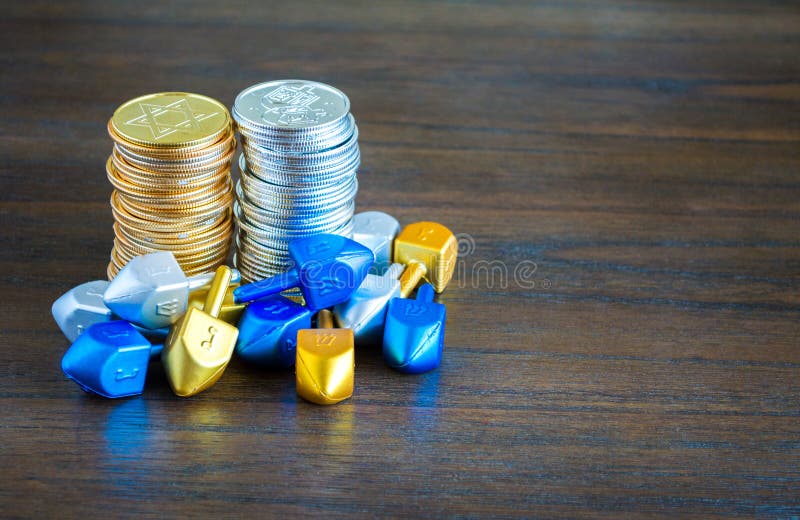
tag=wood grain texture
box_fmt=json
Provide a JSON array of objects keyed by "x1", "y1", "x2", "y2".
[{"x1": 1, "y1": 1, "x2": 799, "y2": 517}]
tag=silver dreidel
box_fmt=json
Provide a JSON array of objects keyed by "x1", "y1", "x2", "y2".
[
  {"x1": 52, "y1": 280, "x2": 169, "y2": 342},
  {"x1": 352, "y1": 211, "x2": 400, "y2": 275},
  {"x1": 333, "y1": 263, "x2": 404, "y2": 345},
  {"x1": 103, "y1": 251, "x2": 240, "y2": 330}
]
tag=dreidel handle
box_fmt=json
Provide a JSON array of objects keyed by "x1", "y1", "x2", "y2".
[
  {"x1": 233, "y1": 269, "x2": 300, "y2": 304},
  {"x1": 399, "y1": 261, "x2": 427, "y2": 298},
  {"x1": 187, "y1": 268, "x2": 241, "y2": 291},
  {"x1": 317, "y1": 309, "x2": 335, "y2": 329},
  {"x1": 415, "y1": 283, "x2": 435, "y2": 303},
  {"x1": 203, "y1": 266, "x2": 234, "y2": 318}
]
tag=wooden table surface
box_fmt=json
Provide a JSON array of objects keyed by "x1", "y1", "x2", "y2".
[{"x1": 2, "y1": 1, "x2": 799, "y2": 518}]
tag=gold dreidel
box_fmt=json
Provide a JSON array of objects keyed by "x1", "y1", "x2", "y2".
[
  {"x1": 394, "y1": 221, "x2": 458, "y2": 297},
  {"x1": 162, "y1": 265, "x2": 239, "y2": 397},
  {"x1": 296, "y1": 310, "x2": 354, "y2": 405}
]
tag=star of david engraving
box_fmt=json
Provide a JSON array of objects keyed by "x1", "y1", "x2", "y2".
[{"x1": 125, "y1": 98, "x2": 220, "y2": 141}]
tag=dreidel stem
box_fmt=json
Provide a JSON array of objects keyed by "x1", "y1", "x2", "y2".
[
  {"x1": 416, "y1": 283, "x2": 435, "y2": 303},
  {"x1": 399, "y1": 261, "x2": 427, "y2": 298},
  {"x1": 233, "y1": 269, "x2": 300, "y2": 304},
  {"x1": 204, "y1": 266, "x2": 233, "y2": 318},
  {"x1": 317, "y1": 309, "x2": 334, "y2": 329},
  {"x1": 188, "y1": 269, "x2": 241, "y2": 291}
]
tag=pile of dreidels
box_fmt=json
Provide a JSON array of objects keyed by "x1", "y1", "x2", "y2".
[{"x1": 53, "y1": 213, "x2": 457, "y2": 405}]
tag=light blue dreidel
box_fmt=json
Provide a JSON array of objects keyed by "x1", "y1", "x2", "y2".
[
  {"x1": 61, "y1": 320, "x2": 163, "y2": 398},
  {"x1": 352, "y1": 211, "x2": 400, "y2": 275},
  {"x1": 52, "y1": 280, "x2": 169, "y2": 342},
  {"x1": 333, "y1": 263, "x2": 404, "y2": 345},
  {"x1": 235, "y1": 295, "x2": 312, "y2": 368},
  {"x1": 104, "y1": 251, "x2": 240, "y2": 330},
  {"x1": 382, "y1": 283, "x2": 446, "y2": 374},
  {"x1": 234, "y1": 234, "x2": 374, "y2": 311}
]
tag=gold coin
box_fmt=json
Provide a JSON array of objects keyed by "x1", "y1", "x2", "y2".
[
  {"x1": 112, "y1": 191, "x2": 230, "y2": 224},
  {"x1": 111, "y1": 192, "x2": 230, "y2": 228},
  {"x1": 110, "y1": 92, "x2": 231, "y2": 149},
  {"x1": 107, "y1": 120, "x2": 235, "y2": 158}
]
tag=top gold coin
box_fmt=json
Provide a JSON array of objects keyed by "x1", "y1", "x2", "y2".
[{"x1": 110, "y1": 92, "x2": 231, "y2": 149}]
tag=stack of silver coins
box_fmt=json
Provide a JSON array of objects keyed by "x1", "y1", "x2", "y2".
[{"x1": 232, "y1": 80, "x2": 360, "y2": 283}]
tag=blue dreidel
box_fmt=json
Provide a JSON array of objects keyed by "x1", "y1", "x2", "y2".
[
  {"x1": 61, "y1": 320, "x2": 163, "y2": 398},
  {"x1": 235, "y1": 295, "x2": 312, "y2": 368},
  {"x1": 382, "y1": 283, "x2": 446, "y2": 374},
  {"x1": 52, "y1": 280, "x2": 169, "y2": 342},
  {"x1": 104, "y1": 251, "x2": 241, "y2": 330},
  {"x1": 234, "y1": 234, "x2": 374, "y2": 311},
  {"x1": 332, "y1": 263, "x2": 404, "y2": 345},
  {"x1": 352, "y1": 211, "x2": 400, "y2": 275}
]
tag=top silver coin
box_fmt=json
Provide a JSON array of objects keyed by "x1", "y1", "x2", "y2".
[{"x1": 233, "y1": 80, "x2": 350, "y2": 131}]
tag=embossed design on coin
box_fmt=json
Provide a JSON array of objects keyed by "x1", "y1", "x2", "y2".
[
  {"x1": 234, "y1": 80, "x2": 350, "y2": 130},
  {"x1": 126, "y1": 98, "x2": 221, "y2": 141},
  {"x1": 110, "y1": 92, "x2": 230, "y2": 149},
  {"x1": 260, "y1": 83, "x2": 326, "y2": 126}
]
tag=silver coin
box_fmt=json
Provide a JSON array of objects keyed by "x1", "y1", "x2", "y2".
[{"x1": 233, "y1": 80, "x2": 350, "y2": 131}]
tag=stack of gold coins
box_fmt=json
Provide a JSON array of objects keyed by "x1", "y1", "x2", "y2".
[{"x1": 105, "y1": 92, "x2": 236, "y2": 279}]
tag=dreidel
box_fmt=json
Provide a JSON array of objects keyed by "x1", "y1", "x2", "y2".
[
  {"x1": 393, "y1": 221, "x2": 458, "y2": 297},
  {"x1": 187, "y1": 283, "x2": 245, "y2": 325},
  {"x1": 332, "y1": 263, "x2": 404, "y2": 345},
  {"x1": 236, "y1": 295, "x2": 312, "y2": 368},
  {"x1": 352, "y1": 211, "x2": 400, "y2": 275},
  {"x1": 383, "y1": 283, "x2": 446, "y2": 374},
  {"x1": 161, "y1": 265, "x2": 239, "y2": 397},
  {"x1": 52, "y1": 280, "x2": 169, "y2": 342},
  {"x1": 103, "y1": 251, "x2": 241, "y2": 330},
  {"x1": 296, "y1": 310, "x2": 354, "y2": 405},
  {"x1": 233, "y1": 234, "x2": 374, "y2": 311},
  {"x1": 61, "y1": 320, "x2": 163, "y2": 398}
]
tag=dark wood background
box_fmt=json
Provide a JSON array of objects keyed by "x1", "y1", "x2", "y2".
[{"x1": 2, "y1": 1, "x2": 799, "y2": 517}]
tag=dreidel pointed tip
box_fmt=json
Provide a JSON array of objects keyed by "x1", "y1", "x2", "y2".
[{"x1": 52, "y1": 280, "x2": 113, "y2": 342}]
